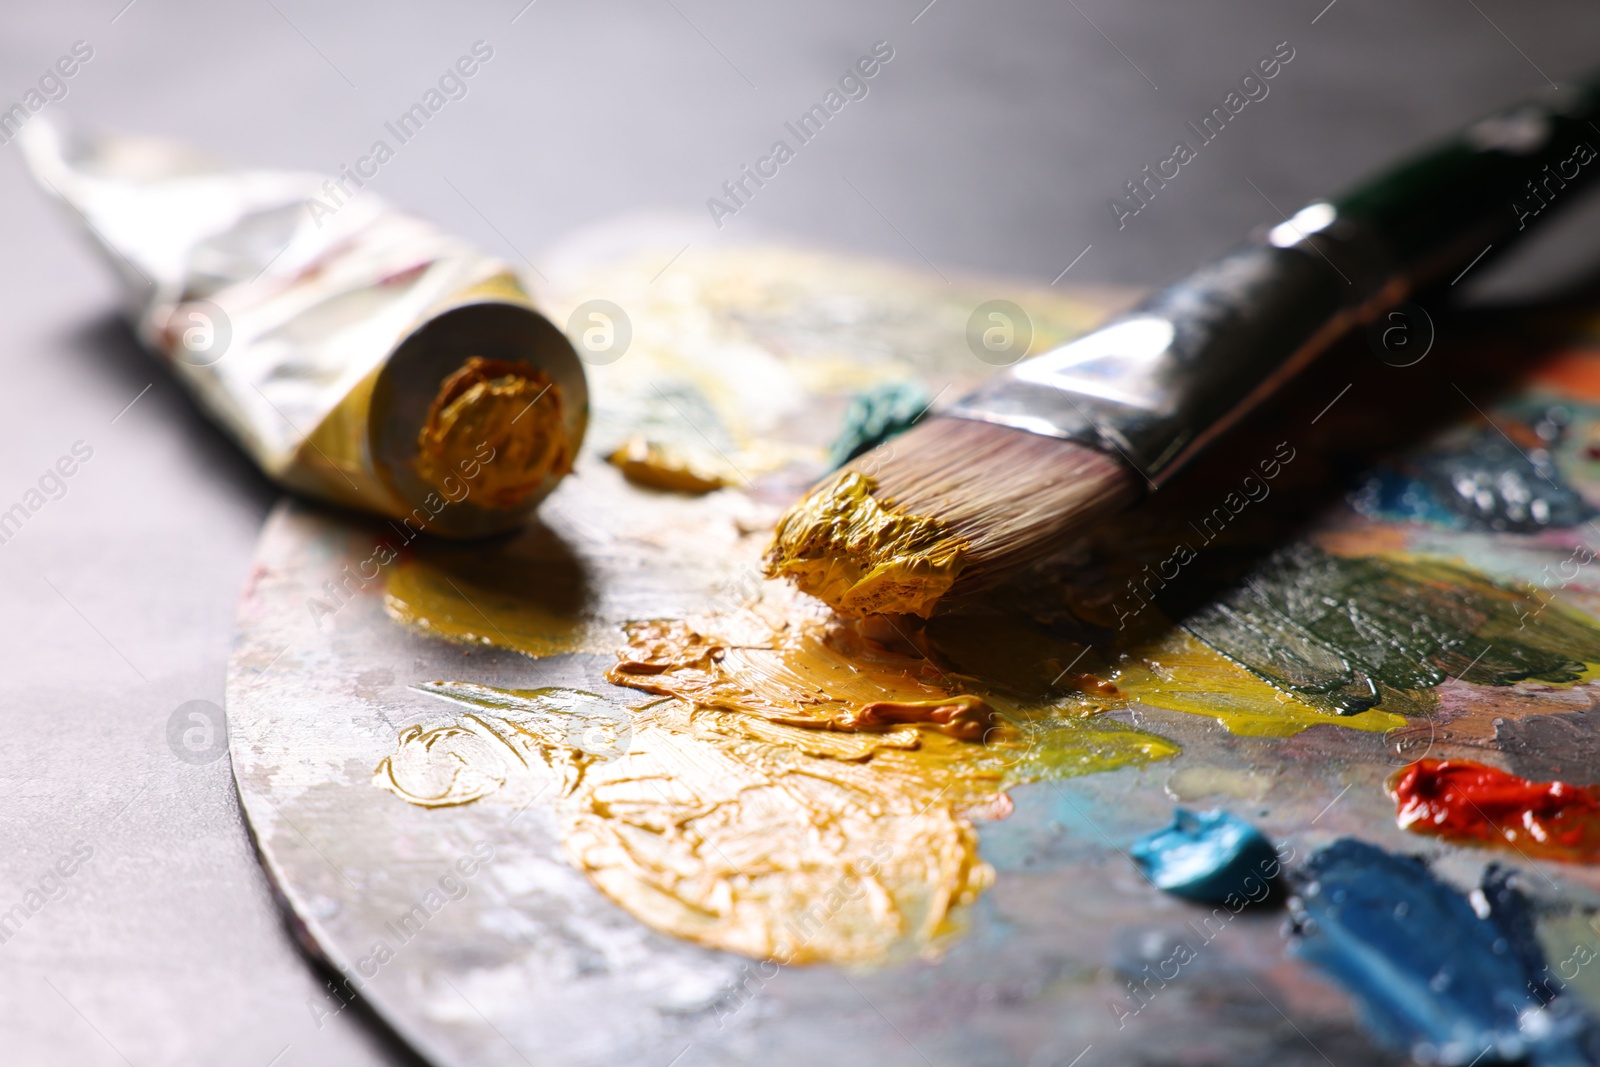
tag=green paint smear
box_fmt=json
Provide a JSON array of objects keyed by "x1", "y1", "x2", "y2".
[
  {"x1": 828, "y1": 382, "x2": 931, "y2": 469},
  {"x1": 1185, "y1": 544, "x2": 1600, "y2": 715}
]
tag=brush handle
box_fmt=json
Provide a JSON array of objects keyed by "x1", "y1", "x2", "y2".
[
  {"x1": 1335, "y1": 83, "x2": 1600, "y2": 281},
  {"x1": 950, "y1": 75, "x2": 1600, "y2": 483}
]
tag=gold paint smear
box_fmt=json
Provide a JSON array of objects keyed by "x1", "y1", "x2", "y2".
[
  {"x1": 384, "y1": 541, "x2": 1422, "y2": 741},
  {"x1": 567, "y1": 698, "x2": 1000, "y2": 965},
  {"x1": 607, "y1": 436, "x2": 727, "y2": 494},
  {"x1": 376, "y1": 607, "x2": 1179, "y2": 966},
  {"x1": 763, "y1": 471, "x2": 967, "y2": 618},
  {"x1": 383, "y1": 542, "x2": 598, "y2": 658},
  {"x1": 605, "y1": 616, "x2": 996, "y2": 740},
  {"x1": 415, "y1": 357, "x2": 571, "y2": 509},
  {"x1": 587, "y1": 605, "x2": 1177, "y2": 962}
]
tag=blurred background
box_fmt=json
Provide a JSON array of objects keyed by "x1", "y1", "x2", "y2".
[{"x1": 4, "y1": 1, "x2": 1600, "y2": 1063}]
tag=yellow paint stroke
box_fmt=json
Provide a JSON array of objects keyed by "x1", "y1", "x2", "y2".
[
  {"x1": 606, "y1": 436, "x2": 727, "y2": 494},
  {"x1": 918, "y1": 608, "x2": 1403, "y2": 738},
  {"x1": 764, "y1": 471, "x2": 967, "y2": 618},
  {"x1": 377, "y1": 605, "x2": 1177, "y2": 965},
  {"x1": 1114, "y1": 631, "x2": 1407, "y2": 738},
  {"x1": 415, "y1": 357, "x2": 571, "y2": 509}
]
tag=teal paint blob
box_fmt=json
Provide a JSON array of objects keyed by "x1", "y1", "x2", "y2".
[
  {"x1": 827, "y1": 382, "x2": 931, "y2": 469},
  {"x1": 1129, "y1": 808, "x2": 1279, "y2": 904},
  {"x1": 1289, "y1": 839, "x2": 1596, "y2": 1066}
]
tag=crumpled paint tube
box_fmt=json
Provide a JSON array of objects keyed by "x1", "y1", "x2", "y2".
[{"x1": 20, "y1": 119, "x2": 587, "y2": 538}]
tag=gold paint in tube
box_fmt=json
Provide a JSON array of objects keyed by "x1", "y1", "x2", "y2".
[{"x1": 20, "y1": 119, "x2": 587, "y2": 538}]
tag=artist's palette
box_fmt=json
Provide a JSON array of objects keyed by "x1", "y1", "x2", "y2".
[{"x1": 229, "y1": 241, "x2": 1600, "y2": 1066}]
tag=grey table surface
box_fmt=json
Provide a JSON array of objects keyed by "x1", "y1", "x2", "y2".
[{"x1": 4, "y1": 2, "x2": 1600, "y2": 1064}]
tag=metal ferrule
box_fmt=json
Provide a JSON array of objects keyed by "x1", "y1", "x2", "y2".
[{"x1": 946, "y1": 210, "x2": 1396, "y2": 486}]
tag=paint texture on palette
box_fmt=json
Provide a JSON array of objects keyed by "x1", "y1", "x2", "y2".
[
  {"x1": 1039, "y1": 405, "x2": 1600, "y2": 734},
  {"x1": 1390, "y1": 758, "x2": 1600, "y2": 863},
  {"x1": 1290, "y1": 839, "x2": 1597, "y2": 1066},
  {"x1": 375, "y1": 618, "x2": 1177, "y2": 964},
  {"x1": 1182, "y1": 544, "x2": 1600, "y2": 715},
  {"x1": 538, "y1": 242, "x2": 1119, "y2": 492},
  {"x1": 370, "y1": 537, "x2": 1467, "y2": 966}
]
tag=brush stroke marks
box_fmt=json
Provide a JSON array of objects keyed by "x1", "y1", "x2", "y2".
[
  {"x1": 1183, "y1": 544, "x2": 1600, "y2": 715},
  {"x1": 1350, "y1": 408, "x2": 1594, "y2": 532},
  {"x1": 1289, "y1": 839, "x2": 1595, "y2": 1066},
  {"x1": 1129, "y1": 808, "x2": 1279, "y2": 904},
  {"x1": 373, "y1": 685, "x2": 629, "y2": 808},
  {"x1": 376, "y1": 605, "x2": 1179, "y2": 965},
  {"x1": 376, "y1": 681, "x2": 993, "y2": 964},
  {"x1": 1389, "y1": 758, "x2": 1600, "y2": 863},
  {"x1": 922, "y1": 570, "x2": 1409, "y2": 736},
  {"x1": 1114, "y1": 630, "x2": 1406, "y2": 736}
]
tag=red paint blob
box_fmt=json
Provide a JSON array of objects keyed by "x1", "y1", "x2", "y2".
[{"x1": 1387, "y1": 759, "x2": 1600, "y2": 863}]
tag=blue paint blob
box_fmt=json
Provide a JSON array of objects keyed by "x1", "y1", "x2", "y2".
[
  {"x1": 1129, "y1": 808, "x2": 1279, "y2": 905},
  {"x1": 1348, "y1": 464, "x2": 1465, "y2": 529},
  {"x1": 827, "y1": 382, "x2": 931, "y2": 469},
  {"x1": 1349, "y1": 412, "x2": 1594, "y2": 533},
  {"x1": 1289, "y1": 839, "x2": 1596, "y2": 1066}
]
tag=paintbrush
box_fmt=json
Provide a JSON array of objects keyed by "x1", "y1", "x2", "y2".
[{"x1": 765, "y1": 76, "x2": 1600, "y2": 618}]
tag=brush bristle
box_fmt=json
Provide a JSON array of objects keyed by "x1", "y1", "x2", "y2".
[{"x1": 847, "y1": 416, "x2": 1143, "y2": 602}]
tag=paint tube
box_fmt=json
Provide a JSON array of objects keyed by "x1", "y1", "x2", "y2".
[{"x1": 19, "y1": 118, "x2": 587, "y2": 538}]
